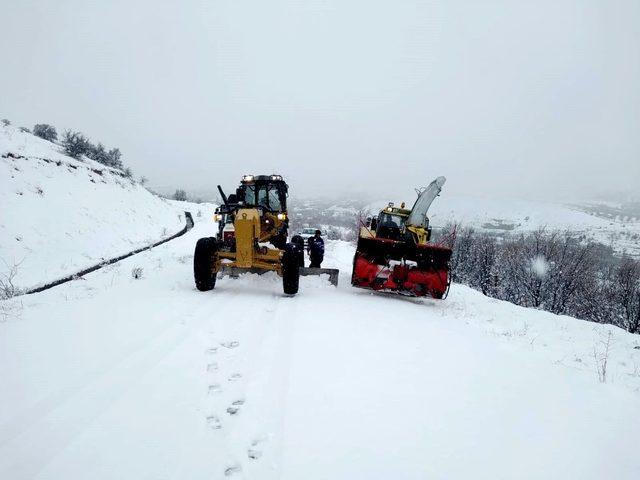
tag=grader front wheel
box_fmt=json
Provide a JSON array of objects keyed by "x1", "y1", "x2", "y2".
[
  {"x1": 281, "y1": 243, "x2": 300, "y2": 295},
  {"x1": 194, "y1": 237, "x2": 218, "y2": 291}
]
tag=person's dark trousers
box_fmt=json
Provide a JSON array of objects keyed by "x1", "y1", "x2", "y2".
[{"x1": 310, "y1": 256, "x2": 323, "y2": 268}]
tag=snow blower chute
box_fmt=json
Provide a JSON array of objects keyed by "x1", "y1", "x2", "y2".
[{"x1": 351, "y1": 176, "x2": 452, "y2": 299}]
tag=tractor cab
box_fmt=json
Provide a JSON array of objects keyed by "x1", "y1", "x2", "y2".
[
  {"x1": 372, "y1": 204, "x2": 411, "y2": 241},
  {"x1": 234, "y1": 175, "x2": 288, "y2": 213}
]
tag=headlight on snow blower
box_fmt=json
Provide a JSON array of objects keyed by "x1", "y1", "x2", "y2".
[
  {"x1": 277, "y1": 213, "x2": 286, "y2": 220},
  {"x1": 214, "y1": 213, "x2": 223, "y2": 222}
]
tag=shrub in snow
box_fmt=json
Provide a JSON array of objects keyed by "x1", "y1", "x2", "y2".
[
  {"x1": 106, "y1": 148, "x2": 123, "y2": 169},
  {"x1": 62, "y1": 130, "x2": 91, "y2": 159},
  {"x1": 0, "y1": 260, "x2": 23, "y2": 300},
  {"x1": 33, "y1": 124, "x2": 58, "y2": 142},
  {"x1": 87, "y1": 142, "x2": 110, "y2": 165},
  {"x1": 131, "y1": 267, "x2": 143, "y2": 279},
  {"x1": 19, "y1": 127, "x2": 31, "y2": 133},
  {"x1": 173, "y1": 189, "x2": 187, "y2": 201},
  {"x1": 593, "y1": 330, "x2": 613, "y2": 383},
  {"x1": 86, "y1": 143, "x2": 123, "y2": 169},
  {"x1": 1, "y1": 119, "x2": 10, "y2": 126},
  {"x1": 123, "y1": 167, "x2": 133, "y2": 178}
]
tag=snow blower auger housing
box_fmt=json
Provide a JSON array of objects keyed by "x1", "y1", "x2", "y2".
[{"x1": 351, "y1": 176, "x2": 452, "y2": 299}]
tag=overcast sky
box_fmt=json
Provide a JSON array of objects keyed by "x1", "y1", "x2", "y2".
[{"x1": 2, "y1": 0, "x2": 639, "y2": 201}]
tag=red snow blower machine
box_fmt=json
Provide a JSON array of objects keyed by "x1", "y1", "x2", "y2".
[{"x1": 351, "y1": 176, "x2": 453, "y2": 299}]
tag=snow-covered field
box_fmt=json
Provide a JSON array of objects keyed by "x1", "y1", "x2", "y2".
[
  {"x1": 1, "y1": 211, "x2": 639, "y2": 479},
  {"x1": 0, "y1": 125, "x2": 196, "y2": 289}
]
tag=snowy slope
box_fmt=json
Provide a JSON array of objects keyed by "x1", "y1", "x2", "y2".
[
  {"x1": 1, "y1": 213, "x2": 638, "y2": 480},
  {"x1": 0, "y1": 124, "x2": 192, "y2": 288}
]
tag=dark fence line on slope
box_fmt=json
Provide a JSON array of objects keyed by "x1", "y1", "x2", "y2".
[{"x1": 25, "y1": 212, "x2": 194, "y2": 295}]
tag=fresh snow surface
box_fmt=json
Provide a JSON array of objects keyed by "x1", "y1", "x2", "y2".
[
  {"x1": 1, "y1": 212, "x2": 639, "y2": 480},
  {"x1": 0, "y1": 125, "x2": 196, "y2": 289}
]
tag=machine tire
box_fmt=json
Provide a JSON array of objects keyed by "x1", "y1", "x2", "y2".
[
  {"x1": 351, "y1": 252, "x2": 360, "y2": 286},
  {"x1": 281, "y1": 243, "x2": 300, "y2": 295},
  {"x1": 194, "y1": 237, "x2": 218, "y2": 291}
]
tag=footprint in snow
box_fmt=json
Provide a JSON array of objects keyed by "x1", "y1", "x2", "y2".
[
  {"x1": 247, "y1": 449, "x2": 262, "y2": 460},
  {"x1": 206, "y1": 415, "x2": 222, "y2": 430},
  {"x1": 220, "y1": 341, "x2": 240, "y2": 349},
  {"x1": 248, "y1": 437, "x2": 266, "y2": 460},
  {"x1": 228, "y1": 373, "x2": 242, "y2": 382},
  {"x1": 206, "y1": 347, "x2": 218, "y2": 355},
  {"x1": 208, "y1": 384, "x2": 222, "y2": 395},
  {"x1": 206, "y1": 362, "x2": 218, "y2": 372},
  {"x1": 224, "y1": 464, "x2": 241, "y2": 476},
  {"x1": 227, "y1": 400, "x2": 244, "y2": 415}
]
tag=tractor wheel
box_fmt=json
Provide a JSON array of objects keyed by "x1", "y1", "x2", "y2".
[
  {"x1": 194, "y1": 237, "x2": 218, "y2": 291},
  {"x1": 281, "y1": 243, "x2": 300, "y2": 295}
]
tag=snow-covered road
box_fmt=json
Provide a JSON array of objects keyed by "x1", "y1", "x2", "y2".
[{"x1": 1, "y1": 220, "x2": 639, "y2": 479}]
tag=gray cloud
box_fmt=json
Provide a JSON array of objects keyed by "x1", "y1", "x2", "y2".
[{"x1": 2, "y1": 0, "x2": 638, "y2": 201}]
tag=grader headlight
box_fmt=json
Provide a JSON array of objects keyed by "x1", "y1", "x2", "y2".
[
  {"x1": 277, "y1": 213, "x2": 286, "y2": 220},
  {"x1": 214, "y1": 213, "x2": 223, "y2": 222}
]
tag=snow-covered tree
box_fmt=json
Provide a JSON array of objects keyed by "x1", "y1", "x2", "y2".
[
  {"x1": 33, "y1": 124, "x2": 58, "y2": 142},
  {"x1": 62, "y1": 130, "x2": 91, "y2": 159},
  {"x1": 173, "y1": 189, "x2": 187, "y2": 201}
]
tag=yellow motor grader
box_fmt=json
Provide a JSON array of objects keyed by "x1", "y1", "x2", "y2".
[{"x1": 193, "y1": 174, "x2": 338, "y2": 295}]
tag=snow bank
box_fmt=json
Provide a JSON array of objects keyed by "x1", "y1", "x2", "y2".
[{"x1": 0, "y1": 124, "x2": 191, "y2": 288}]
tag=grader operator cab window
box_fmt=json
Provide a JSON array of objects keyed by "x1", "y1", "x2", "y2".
[{"x1": 242, "y1": 182, "x2": 285, "y2": 212}]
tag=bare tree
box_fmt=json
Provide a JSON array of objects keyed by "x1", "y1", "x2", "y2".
[{"x1": 614, "y1": 258, "x2": 640, "y2": 333}]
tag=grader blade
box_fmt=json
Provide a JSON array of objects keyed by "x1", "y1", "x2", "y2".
[{"x1": 299, "y1": 267, "x2": 340, "y2": 287}]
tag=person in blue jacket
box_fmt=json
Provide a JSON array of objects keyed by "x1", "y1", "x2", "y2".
[{"x1": 307, "y1": 230, "x2": 324, "y2": 268}]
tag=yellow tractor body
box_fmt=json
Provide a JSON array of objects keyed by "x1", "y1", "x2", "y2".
[{"x1": 193, "y1": 175, "x2": 301, "y2": 294}]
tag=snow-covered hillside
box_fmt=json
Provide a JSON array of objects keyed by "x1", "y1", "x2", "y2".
[
  {"x1": 1, "y1": 212, "x2": 639, "y2": 479},
  {"x1": 367, "y1": 193, "x2": 640, "y2": 256},
  {"x1": 0, "y1": 125, "x2": 195, "y2": 289}
]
